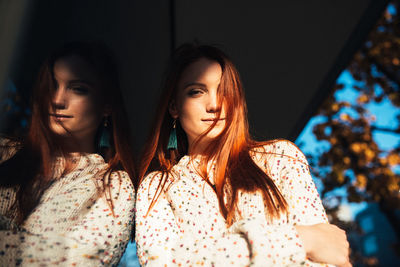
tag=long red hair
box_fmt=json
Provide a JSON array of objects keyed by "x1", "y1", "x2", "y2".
[
  {"x1": 0, "y1": 42, "x2": 136, "y2": 224},
  {"x1": 139, "y1": 43, "x2": 287, "y2": 225}
]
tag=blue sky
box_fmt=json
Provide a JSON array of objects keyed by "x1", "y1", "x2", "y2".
[{"x1": 296, "y1": 69, "x2": 400, "y2": 220}]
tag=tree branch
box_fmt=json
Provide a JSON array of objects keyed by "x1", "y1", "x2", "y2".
[
  {"x1": 371, "y1": 125, "x2": 400, "y2": 133},
  {"x1": 361, "y1": 46, "x2": 400, "y2": 87}
]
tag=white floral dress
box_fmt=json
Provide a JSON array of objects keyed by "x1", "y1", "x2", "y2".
[
  {"x1": 0, "y1": 153, "x2": 135, "y2": 266},
  {"x1": 136, "y1": 140, "x2": 332, "y2": 266}
]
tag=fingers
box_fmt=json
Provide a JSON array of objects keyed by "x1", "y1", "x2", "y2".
[
  {"x1": 337, "y1": 235, "x2": 351, "y2": 267},
  {"x1": 323, "y1": 223, "x2": 352, "y2": 267},
  {"x1": 300, "y1": 223, "x2": 352, "y2": 266}
]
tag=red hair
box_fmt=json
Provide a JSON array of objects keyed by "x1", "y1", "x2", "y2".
[
  {"x1": 139, "y1": 43, "x2": 287, "y2": 225},
  {"x1": 0, "y1": 42, "x2": 136, "y2": 224}
]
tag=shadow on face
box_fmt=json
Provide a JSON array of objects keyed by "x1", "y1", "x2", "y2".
[
  {"x1": 49, "y1": 55, "x2": 106, "y2": 152},
  {"x1": 170, "y1": 58, "x2": 226, "y2": 152}
]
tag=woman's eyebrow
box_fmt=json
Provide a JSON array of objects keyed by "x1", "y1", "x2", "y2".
[
  {"x1": 68, "y1": 79, "x2": 94, "y2": 86},
  {"x1": 183, "y1": 82, "x2": 206, "y2": 89}
]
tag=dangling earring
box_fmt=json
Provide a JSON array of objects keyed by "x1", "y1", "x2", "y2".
[
  {"x1": 167, "y1": 119, "x2": 178, "y2": 150},
  {"x1": 99, "y1": 116, "x2": 111, "y2": 149}
]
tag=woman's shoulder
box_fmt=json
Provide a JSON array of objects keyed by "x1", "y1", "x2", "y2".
[
  {"x1": 110, "y1": 169, "x2": 130, "y2": 179},
  {"x1": 139, "y1": 171, "x2": 164, "y2": 191},
  {"x1": 250, "y1": 139, "x2": 309, "y2": 173},
  {"x1": 252, "y1": 139, "x2": 307, "y2": 161},
  {"x1": 108, "y1": 169, "x2": 135, "y2": 195},
  {"x1": 140, "y1": 160, "x2": 184, "y2": 190},
  {"x1": 138, "y1": 169, "x2": 179, "y2": 197}
]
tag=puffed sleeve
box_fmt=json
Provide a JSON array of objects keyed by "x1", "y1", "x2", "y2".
[
  {"x1": 234, "y1": 140, "x2": 331, "y2": 266},
  {"x1": 279, "y1": 141, "x2": 328, "y2": 225},
  {"x1": 256, "y1": 140, "x2": 328, "y2": 225},
  {"x1": 0, "y1": 171, "x2": 135, "y2": 266}
]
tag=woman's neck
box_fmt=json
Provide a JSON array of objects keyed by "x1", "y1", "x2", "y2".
[
  {"x1": 187, "y1": 139, "x2": 211, "y2": 157},
  {"x1": 58, "y1": 135, "x2": 96, "y2": 155}
]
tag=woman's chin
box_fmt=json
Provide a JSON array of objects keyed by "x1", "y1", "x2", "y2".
[
  {"x1": 207, "y1": 128, "x2": 224, "y2": 139},
  {"x1": 49, "y1": 124, "x2": 70, "y2": 136}
]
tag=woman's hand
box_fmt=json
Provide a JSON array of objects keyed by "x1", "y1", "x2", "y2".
[{"x1": 296, "y1": 223, "x2": 351, "y2": 267}]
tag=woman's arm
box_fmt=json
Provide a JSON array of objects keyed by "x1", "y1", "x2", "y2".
[
  {"x1": 136, "y1": 172, "x2": 311, "y2": 266},
  {"x1": 0, "y1": 171, "x2": 135, "y2": 266},
  {"x1": 274, "y1": 141, "x2": 349, "y2": 266},
  {"x1": 247, "y1": 140, "x2": 350, "y2": 266}
]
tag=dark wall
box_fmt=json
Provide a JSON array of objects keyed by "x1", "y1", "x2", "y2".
[
  {"x1": 0, "y1": 0, "x2": 388, "y2": 152},
  {"x1": 0, "y1": 0, "x2": 31, "y2": 102},
  {"x1": 174, "y1": 0, "x2": 387, "y2": 140},
  {"x1": 5, "y1": 0, "x2": 171, "y2": 151}
]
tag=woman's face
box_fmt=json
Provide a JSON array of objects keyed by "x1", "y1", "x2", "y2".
[
  {"x1": 170, "y1": 58, "x2": 226, "y2": 150},
  {"x1": 49, "y1": 55, "x2": 106, "y2": 148}
]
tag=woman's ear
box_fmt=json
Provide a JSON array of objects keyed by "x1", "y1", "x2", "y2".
[{"x1": 168, "y1": 101, "x2": 179, "y2": 119}]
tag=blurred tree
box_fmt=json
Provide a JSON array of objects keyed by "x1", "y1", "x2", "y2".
[{"x1": 311, "y1": 1, "x2": 400, "y2": 264}]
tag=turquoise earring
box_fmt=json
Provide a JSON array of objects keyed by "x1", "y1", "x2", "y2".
[
  {"x1": 99, "y1": 116, "x2": 111, "y2": 149},
  {"x1": 167, "y1": 119, "x2": 177, "y2": 150}
]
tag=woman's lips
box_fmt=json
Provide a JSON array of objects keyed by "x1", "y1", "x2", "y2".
[
  {"x1": 202, "y1": 118, "x2": 225, "y2": 124},
  {"x1": 50, "y1": 114, "x2": 73, "y2": 121}
]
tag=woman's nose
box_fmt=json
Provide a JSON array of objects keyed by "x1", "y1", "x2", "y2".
[
  {"x1": 52, "y1": 87, "x2": 67, "y2": 109},
  {"x1": 206, "y1": 92, "x2": 219, "y2": 113}
]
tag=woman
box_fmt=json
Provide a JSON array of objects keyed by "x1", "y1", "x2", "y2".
[
  {"x1": 136, "y1": 43, "x2": 351, "y2": 266},
  {"x1": 0, "y1": 42, "x2": 136, "y2": 266}
]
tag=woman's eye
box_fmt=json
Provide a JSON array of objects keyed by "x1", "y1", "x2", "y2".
[
  {"x1": 188, "y1": 89, "x2": 203, "y2": 96},
  {"x1": 70, "y1": 86, "x2": 89, "y2": 95}
]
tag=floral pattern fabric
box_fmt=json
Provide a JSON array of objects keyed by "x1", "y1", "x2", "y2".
[
  {"x1": 136, "y1": 140, "x2": 332, "y2": 266},
  {"x1": 0, "y1": 153, "x2": 135, "y2": 266}
]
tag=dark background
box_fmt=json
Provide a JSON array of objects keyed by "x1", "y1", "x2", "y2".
[{"x1": 0, "y1": 0, "x2": 388, "y2": 151}]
